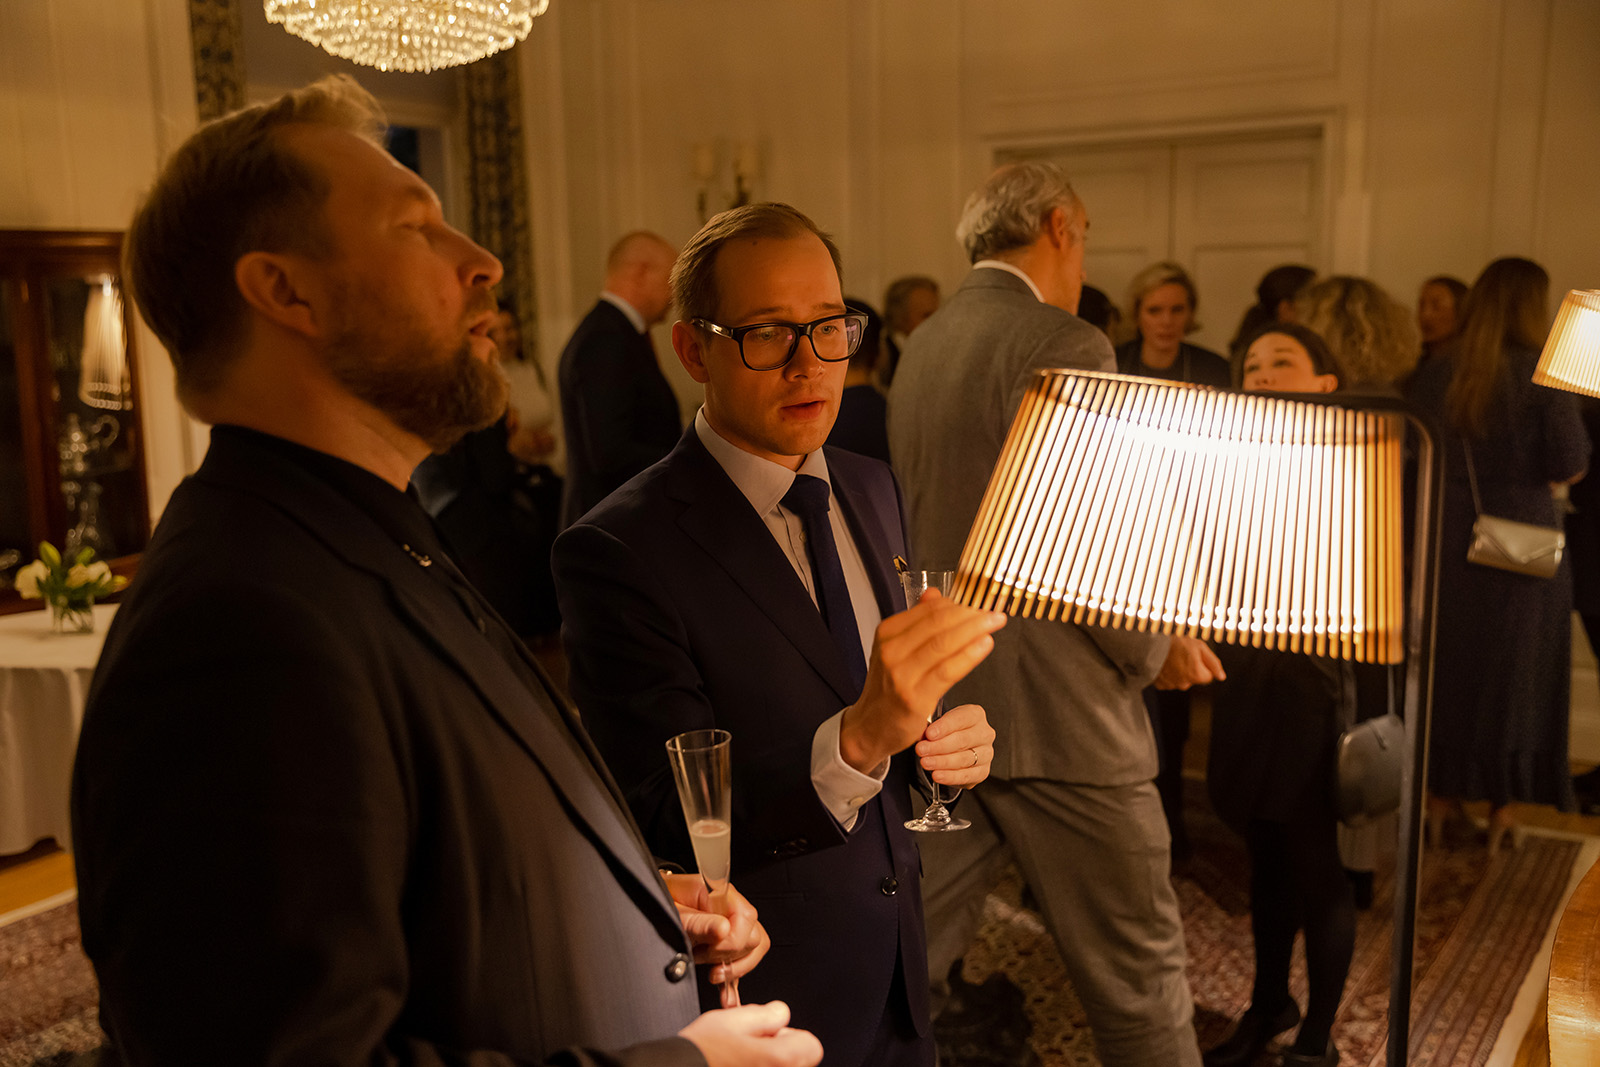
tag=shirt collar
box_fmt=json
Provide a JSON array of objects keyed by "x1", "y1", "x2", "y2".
[
  {"x1": 599, "y1": 291, "x2": 648, "y2": 334},
  {"x1": 212, "y1": 425, "x2": 446, "y2": 560},
  {"x1": 973, "y1": 259, "x2": 1045, "y2": 303},
  {"x1": 693, "y1": 407, "x2": 832, "y2": 514}
]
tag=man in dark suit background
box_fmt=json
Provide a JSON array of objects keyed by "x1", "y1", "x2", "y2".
[
  {"x1": 71, "y1": 76, "x2": 821, "y2": 1067},
  {"x1": 558, "y1": 230, "x2": 683, "y2": 526},
  {"x1": 552, "y1": 203, "x2": 1005, "y2": 1067},
  {"x1": 889, "y1": 162, "x2": 1223, "y2": 1067}
]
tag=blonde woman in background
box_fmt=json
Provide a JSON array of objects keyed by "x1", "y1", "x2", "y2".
[
  {"x1": 1294, "y1": 276, "x2": 1420, "y2": 391},
  {"x1": 1114, "y1": 261, "x2": 1231, "y2": 388},
  {"x1": 1113, "y1": 261, "x2": 1229, "y2": 862}
]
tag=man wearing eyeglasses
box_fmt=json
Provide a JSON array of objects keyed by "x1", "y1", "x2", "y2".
[{"x1": 552, "y1": 203, "x2": 1006, "y2": 1067}]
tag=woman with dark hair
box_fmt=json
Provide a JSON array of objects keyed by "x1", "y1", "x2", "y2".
[
  {"x1": 1203, "y1": 321, "x2": 1349, "y2": 1067},
  {"x1": 826, "y1": 297, "x2": 891, "y2": 463},
  {"x1": 1417, "y1": 274, "x2": 1470, "y2": 360},
  {"x1": 1405, "y1": 257, "x2": 1589, "y2": 851},
  {"x1": 1230, "y1": 265, "x2": 1317, "y2": 363}
]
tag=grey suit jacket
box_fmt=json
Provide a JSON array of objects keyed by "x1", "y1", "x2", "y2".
[{"x1": 888, "y1": 267, "x2": 1168, "y2": 785}]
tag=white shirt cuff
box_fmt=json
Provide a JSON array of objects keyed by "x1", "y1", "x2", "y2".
[{"x1": 811, "y1": 710, "x2": 889, "y2": 831}]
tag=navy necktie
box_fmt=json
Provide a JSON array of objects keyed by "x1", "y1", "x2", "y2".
[{"x1": 781, "y1": 474, "x2": 868, "y2": 693}]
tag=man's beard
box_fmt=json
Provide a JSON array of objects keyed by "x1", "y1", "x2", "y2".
[{"x1": 323, "y1": 294, "x2": 509, "y2": 453}]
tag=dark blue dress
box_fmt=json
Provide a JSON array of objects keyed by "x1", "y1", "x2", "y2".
[{"x1": 1405, "y1": 344, "x2": 1590, "y2": 808}]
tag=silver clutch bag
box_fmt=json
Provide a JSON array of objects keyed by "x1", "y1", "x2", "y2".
[
  {"x1": 1461, "y1": 444, "x2": 1564, "y2": 579},
  {"x1": 1467, "y1": 513, "x2": 1564, "y2": 579}
]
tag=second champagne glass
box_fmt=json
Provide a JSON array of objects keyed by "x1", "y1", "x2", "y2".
[
  {"x1": 665, "y1": 727, "x2": 739, "y2": 1005},
  {"x1": 899, "y1": 569, "x2": 971, "y2": 832}
]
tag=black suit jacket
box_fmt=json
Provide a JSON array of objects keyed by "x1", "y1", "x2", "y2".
[
  {"x1": 558, "y1": 300, "x2": 682, "y2": 527},
  {"x1": 552, "y1": 430, "x2": 930, "y2": 1067},
  {"x1": 72, "y1": 427, "x2": 703, "y2": 1067}
]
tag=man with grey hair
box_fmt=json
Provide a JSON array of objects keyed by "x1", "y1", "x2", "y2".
[{"x1": 888, "y1": 161, "x2": 1223, "y2": 1067}]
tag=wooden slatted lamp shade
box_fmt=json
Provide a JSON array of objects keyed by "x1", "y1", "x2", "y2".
[
  {"x1": 952, "y1": 370, "x2": 1406, "y2": 663},
  {"x1": 1532, "y1": 290, "x2": 1600, "y2": 397},
  {"x1": 949, "y1": 368, "x2": 1442, "y2": 1067}
]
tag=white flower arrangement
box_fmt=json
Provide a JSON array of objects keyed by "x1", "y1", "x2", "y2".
[{"x1": 15, "y1": 541, "x2": 126, "y2": 629}]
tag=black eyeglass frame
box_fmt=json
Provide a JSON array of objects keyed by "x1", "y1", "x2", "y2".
[{"x1": 691, "y1": 309, "x2": 870, "y2": 371}]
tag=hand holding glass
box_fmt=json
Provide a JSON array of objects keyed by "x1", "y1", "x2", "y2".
[
  {"x1": 899, "y1": 570, "x2": 971, "y2": 832},
  {"x1": 666, "y1": 728, "x2": 739, "y2": 1005}
]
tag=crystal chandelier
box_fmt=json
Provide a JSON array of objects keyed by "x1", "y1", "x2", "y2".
[{"x1": 263, "y1": 1, "x2": 549, "y2": 74}]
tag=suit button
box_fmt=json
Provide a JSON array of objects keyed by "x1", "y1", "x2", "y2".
[
  {"x1": 665, "y1": 953, "x2": 691, "y2": 982},
  {"x1": 880, "y1": 876, "x2": 899, "y2": 896}
]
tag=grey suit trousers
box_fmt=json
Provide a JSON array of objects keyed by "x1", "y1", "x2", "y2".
[{"x1": 918, "y1": 778, "x2": 1201, "y2": 1067}]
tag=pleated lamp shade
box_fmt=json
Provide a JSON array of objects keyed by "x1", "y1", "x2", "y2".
[
  {"x1": 951, "y1": 370, "x2": 1406, "y2": 664},
  {"x1": 1532, "y1": 290, "x2": 1600, "y2": 398}
]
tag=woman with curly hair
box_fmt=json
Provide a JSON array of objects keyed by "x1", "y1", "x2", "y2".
[
  {"x1": 1295, "y1": 276, "x2": 1420, "y2": 390},
  {"x1": 1405, "y1": 257, "x2": 1589, "y2": 851}
]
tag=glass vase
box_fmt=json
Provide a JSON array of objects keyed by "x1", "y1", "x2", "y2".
[{"x1": 49, "y1": 596, "x2": 95, "y2": 634}]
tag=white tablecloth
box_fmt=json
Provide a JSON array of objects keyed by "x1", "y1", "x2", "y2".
[{"x1": 0, "y1": 604, "x2": 116, "y2": 855}]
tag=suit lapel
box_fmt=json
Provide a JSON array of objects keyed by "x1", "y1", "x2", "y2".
[
  {"x1": 666, "y1": 433, "x2": 863, "y2": 706},
  {"x1": 827, "y1": 458, "x2": 904, "y2": 618},
  {"x1": 200, "y1": 439, "x2": 681, "y2": 928}
]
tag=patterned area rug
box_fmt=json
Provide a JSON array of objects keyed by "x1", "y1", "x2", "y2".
[
  {"x1": 0, "y1": 898, "x2": 101, "y2": 1067},
  {"x1": 0, "y1": 806, "x2": 1583, "y2": 1067},
  {"x1": 941, "y1": 785, "x2": 1584, "y2": 1067}
]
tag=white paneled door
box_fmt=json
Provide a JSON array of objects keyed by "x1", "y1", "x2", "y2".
[{"x1": 1003, "y1": 129, "x2": 1324, "y2": 358}]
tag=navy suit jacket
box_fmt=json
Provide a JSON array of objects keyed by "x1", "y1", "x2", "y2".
[
  {"x1": 558, "y1": 300, "x2": 682, "y2": 527},
  {"x1": 552, "y1": 428, "x2": 930, "y2": 1067}
]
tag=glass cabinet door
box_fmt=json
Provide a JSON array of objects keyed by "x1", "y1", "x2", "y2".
[
  {"x1": 43, "y1": 273, "x2": 144, "y2": 559},
  {"x1": 0, "y1": 285, "x2": 27, "y2": 577},
  {"x1": 0, "y1": 231, "x2": 149, "y2": 606}
]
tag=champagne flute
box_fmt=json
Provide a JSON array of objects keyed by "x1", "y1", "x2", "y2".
[
  {"x1": 900, "y1": 569, "x2": 972, "y2": 832},
  {"x1": 665, "y1": 728, "x2": 739, "y2": 1005}
]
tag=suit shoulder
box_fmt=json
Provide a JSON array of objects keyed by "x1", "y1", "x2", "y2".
[
  {"x1": 823, "y1": 446, "x2": 896, "y2": 493},
  {"x1": 560, "y1": 303, "x2": 635, "y2": 361},
  {"x1": 558, "y1": 446, "x2": 681, "y2": 535}
]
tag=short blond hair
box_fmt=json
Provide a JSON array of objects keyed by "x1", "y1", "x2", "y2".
[
  {"x1": 124, "y1": 75, "x2": 386, "y2": 400},
  {"x1": 670, "y1": 203, "x2": 842, "y2": 325}
]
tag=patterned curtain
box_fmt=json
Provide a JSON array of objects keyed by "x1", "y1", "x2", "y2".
[
  {"x1": 461, "y1": 51, "x2": 539, "y2": 364},
  {"x1": 188, "y1": 0, "x2": 247, "y2": 121}
]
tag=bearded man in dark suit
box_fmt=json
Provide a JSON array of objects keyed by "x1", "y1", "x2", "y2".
[
  {"x1": 552, "y1": 203, "x2": 1005, "y2": 1067},
  {"x1": 558, "y1": 230, "x2": 683, "y2": 526},
  {"x1": 71, "y1": 76, "x2": 821, "y2": 1067}
]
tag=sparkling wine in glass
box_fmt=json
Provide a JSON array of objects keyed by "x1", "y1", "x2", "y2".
[
  {"x1": 665, "y1": 728, "x2": 739, "y2": 1005},
  {"x1": 900, "y1": 569, "x2": 971, "y2": 832}
]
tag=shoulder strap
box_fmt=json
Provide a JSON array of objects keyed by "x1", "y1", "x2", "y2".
[{"x1": 1461, "y1": 440, "x2": 1485, "y2": 516}]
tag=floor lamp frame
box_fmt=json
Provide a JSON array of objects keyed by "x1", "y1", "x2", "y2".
[{"x1": 1388, "y1": 402, "x2": 1443, "y2": 1067}]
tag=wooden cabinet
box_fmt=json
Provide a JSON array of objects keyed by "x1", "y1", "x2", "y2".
[{"x1": 0, "y1": 230, "x2": 149, "y2": 609}]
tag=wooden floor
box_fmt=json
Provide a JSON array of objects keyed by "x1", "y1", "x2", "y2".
[
  {"x1": 6, "y1": 706, "x2": 1596, "y2": 1066},
  {"x1": 0, "y1": 839, "x2": 74, "y2": 916}
]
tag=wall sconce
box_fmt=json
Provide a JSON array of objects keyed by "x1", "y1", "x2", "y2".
[{"x1": 692, "y1": 139, "x2": 762, "y2": 222}]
